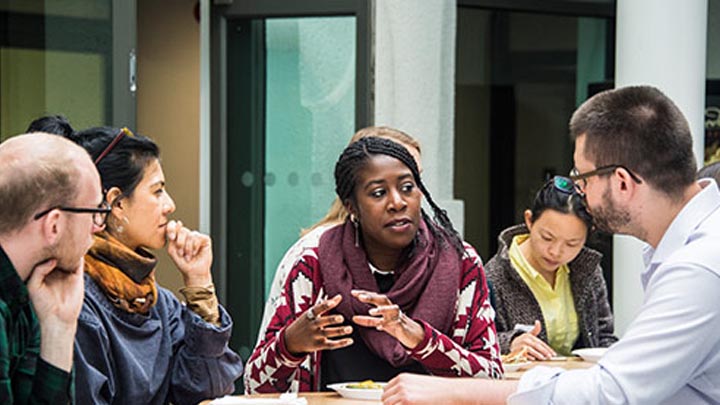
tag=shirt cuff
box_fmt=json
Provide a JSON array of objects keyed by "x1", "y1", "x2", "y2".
[
  {"x1": 179, "y1": 283, "x2": 221, "y2": 326},
  {"x1": 507, "y1": 366, "x2": 565, "y2": 405},
  {"x1": 407, "y1": 319, "x2": 435, "y2": 358},
  {"x1": 34, "y1": 357, "x2": 72, "y2": 403}
]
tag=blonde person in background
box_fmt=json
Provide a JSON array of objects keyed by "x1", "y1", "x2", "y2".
[{"x1": 256, "y1": 127, "x2": 422, "y2": 339}]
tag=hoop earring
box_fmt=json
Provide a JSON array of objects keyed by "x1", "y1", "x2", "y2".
[{"x1": 350, "y1": 214, "x2": 360, "y2": 248}]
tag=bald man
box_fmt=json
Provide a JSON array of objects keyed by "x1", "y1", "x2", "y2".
[{"x1": 0, "y1": 133, "x2": 107, "y2": 403}]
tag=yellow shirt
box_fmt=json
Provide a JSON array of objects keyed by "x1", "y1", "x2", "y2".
[{"x1": 508, "y1": 234, "x2": 579, "y2": 355}]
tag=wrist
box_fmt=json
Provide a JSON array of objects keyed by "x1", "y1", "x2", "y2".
[
  {"x1": 401, "y1": 317, "x2": 425, "y2": 349},
  {"x1": 182, "y1": 274, "x2": 213, "y2": 287},
  {"x1": 39, "y1": 321, "x2": 77, "y2": 372}
]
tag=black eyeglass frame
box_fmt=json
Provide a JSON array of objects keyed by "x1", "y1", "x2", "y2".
[
  {"x1": 569, "y1": 164, "x2": 642, "y2": 188},
  {"x1": 33, "y1": 202, "x2": 112, "y2": 227}
]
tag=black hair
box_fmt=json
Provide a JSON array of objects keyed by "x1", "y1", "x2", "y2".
[
  {"x1": 26, "y1": 115, "x2": 75, "y2": 137},
  {"x1": 66, "y1": 126, "x2": 160, "y2": 198},
  {"x1": 698, "y1": 161, "x2": 720, "y2": 183},
  {"x1": 530, "y1": 179, "x2": 593, "y2": 231},
  {"x1": 334, "y1": 136, "x2": 464, "y2": 255}
]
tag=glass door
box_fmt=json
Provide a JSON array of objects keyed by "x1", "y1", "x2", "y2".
[
  {"x1": 211, "y1": 1, "x2": 371, "y2": 371},
  {"x1": 0, "y1": 0, "x2": 136, "y2": 140}
]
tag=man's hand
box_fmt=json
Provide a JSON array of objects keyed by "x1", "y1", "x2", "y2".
[
  {"x1": 27, "y1": 258, "x2": 84, "y2": 372},
  {"x1": 382, "y1": 373, "x2": 518, "y2": 405},
  {"x1": 166, "y1": 220, "x2": 213, "y2": 287}
]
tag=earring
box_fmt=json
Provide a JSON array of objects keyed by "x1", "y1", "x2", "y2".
[
  {"x1": 350, "y1": 214, "x2": 360, "y2": 248},
  {"x1": 111, "y1": 216, "x2": 129, "y2": 234}
]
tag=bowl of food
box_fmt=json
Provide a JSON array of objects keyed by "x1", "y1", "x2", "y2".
[
  {"x1": 328, "y1": 380, "x2": 387, "y2": 400},
  {"x1": 501, "y1": 347, "x2": 532, "y2": 372}
]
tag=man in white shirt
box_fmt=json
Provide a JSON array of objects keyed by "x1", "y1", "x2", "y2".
[{"x1": 381, "y1": 86, "x2": 720, "y2": 404}]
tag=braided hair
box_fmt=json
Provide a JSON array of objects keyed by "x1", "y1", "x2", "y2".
[{"x1": 334, "y1": 136, "x2": 464, "y2": 255}]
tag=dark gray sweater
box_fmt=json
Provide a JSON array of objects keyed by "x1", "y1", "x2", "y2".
[
  {"x1": 74, "y1": 274, "x2": 243, "y2": 404},
  {"x1": 486, "y1": 224, "x2": 618, "y2": 354}
]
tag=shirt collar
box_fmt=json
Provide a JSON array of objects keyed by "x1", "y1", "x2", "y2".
[
  {"x1": 0, "y1": 244, "x2": 30, "y2": 315},
  {"x1": 642, "y1": 179, "x2": 720, "y2": 282}
]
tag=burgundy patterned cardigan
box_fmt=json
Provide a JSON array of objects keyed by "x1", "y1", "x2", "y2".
[{"x1": 244, "y1": 242, "x2": 504, "y2": 393}]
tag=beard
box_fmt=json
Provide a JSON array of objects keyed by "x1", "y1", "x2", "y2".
[{"x1": 591, "y1": 187, "x2": 632, "y2": 234}]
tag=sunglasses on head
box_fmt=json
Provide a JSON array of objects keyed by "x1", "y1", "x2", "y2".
[
  {"x1": 94, "y1": 127, "x2": 134, "y2": 165},
  {"x1": 550, "y1": 175, "x2": 584, "y2": 197}
]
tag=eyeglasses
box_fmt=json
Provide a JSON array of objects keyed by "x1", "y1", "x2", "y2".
[
  {"x1": 569, "y1": 164, "x2": 642, "y2": 191},
  {"x1": 94, "y1": 127, "x2": 133, "y2": 165},
  {"x1": 34, "y1": 201, "x2": 112, "y2": 227}
]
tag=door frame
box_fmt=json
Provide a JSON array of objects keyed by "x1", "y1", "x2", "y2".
[{"x1": 209, "y1": 0, "x2": 373, "y2": 363}]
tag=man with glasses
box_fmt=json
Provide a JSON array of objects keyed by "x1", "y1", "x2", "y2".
[
  {"x1": 0, "y1": 133, "x2": 106, "y2": 403},
  {"x1": 381, "y1": 86, "x2": 720, "y2": 404}
]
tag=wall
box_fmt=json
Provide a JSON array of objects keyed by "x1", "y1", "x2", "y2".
[
  {"x1": 374, "y1": 0, "x2": 465, "y2": 234},
  {"x1": 0, "y1": 1, "x2": 109, "y2": 139},
  {"x1": 137, "y1": 0, "x2": 200, "y2": 295},
  {"x1": 708, "y1": 0, "x2": 720, "y2": 78}
]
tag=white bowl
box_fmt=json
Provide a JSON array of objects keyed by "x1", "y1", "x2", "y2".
[
  {"x1": 328, "y1": 382, "x2": 387, "y2": 401},
  {"x1": 571, "y1": 347, "x2": 608, "y2": 362}
]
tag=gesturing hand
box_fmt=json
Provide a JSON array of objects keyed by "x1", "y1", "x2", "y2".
[
  {"x1": 509, "y1": 320, "x2": 556, "y2": 360},
  {"x1": 26, "y1": 258, "x2": 85, "y2": 372},
  {"x1": 166, "y1": 220, "x2": 213, "y2": 287},
  {"x1": 283, "y1": 294, "x2": 354, "y2": 356},
  {"x1": 351, "y1": 290, "x2": 425, "y2": 350}
]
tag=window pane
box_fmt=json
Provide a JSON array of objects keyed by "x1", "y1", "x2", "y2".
[{"x1": 264, "y1": 16, "x2": 356, "y2": 295}]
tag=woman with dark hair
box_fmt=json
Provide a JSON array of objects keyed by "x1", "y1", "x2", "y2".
[
  {"x1": 486, "y1": 177, "x2": 617, "y2": 360},
  {"x1": 245, "y1": 136, "x2": 502, "y2": 393},
  {"x1": 257, "y1": 126, "x2": 422, "y2": 341},
  {"x1": 66, "y1": 126, "x2": 243, "y2": 404}
]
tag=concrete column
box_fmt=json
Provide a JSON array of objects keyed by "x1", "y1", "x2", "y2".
[
  {"x1": 374, "y1": 0, "x2": 465, "y2": 235},
  {"x1": 613, "y1": 0, "x2": 708, "y2": 336}
]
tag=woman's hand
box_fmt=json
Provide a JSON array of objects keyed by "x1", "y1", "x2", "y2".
[
  {"x1": 166, "y1": 220, "x2": 213, "y2": 287},
  {"x1": 351, "y1": 290, "x2": 425, "y2": 349},
  {"x1": 509, "y1": 320, "x2": 556, "y2": 360},
  {"x1": 284, "y1": 294, "x2": 354, "y2": 356}
]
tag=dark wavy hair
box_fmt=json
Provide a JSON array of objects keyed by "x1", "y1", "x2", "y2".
[{"x1": 67, "y1": 127, "x2": 160, "y2": 199}]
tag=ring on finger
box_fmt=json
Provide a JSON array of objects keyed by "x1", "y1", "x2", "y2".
[{"x1": 306, "y1": 310, "x2": 317, "y2": 321}]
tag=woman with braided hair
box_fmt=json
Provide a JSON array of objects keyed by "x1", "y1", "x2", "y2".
[
  {"x1": 245, "y1": 136, "x2": 503, "y2": 393},
  {"x1": 256, "y1": 126, "x2": 422, "y2": 342}
]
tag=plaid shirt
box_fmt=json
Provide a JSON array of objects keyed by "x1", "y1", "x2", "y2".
[{"x1": 0, "y1": 245, "x2": 72, "y2": 404}]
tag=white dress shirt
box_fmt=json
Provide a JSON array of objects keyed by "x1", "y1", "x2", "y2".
[{"x1": 508, "y1": 179, "x2": 720, "y2": 404}]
